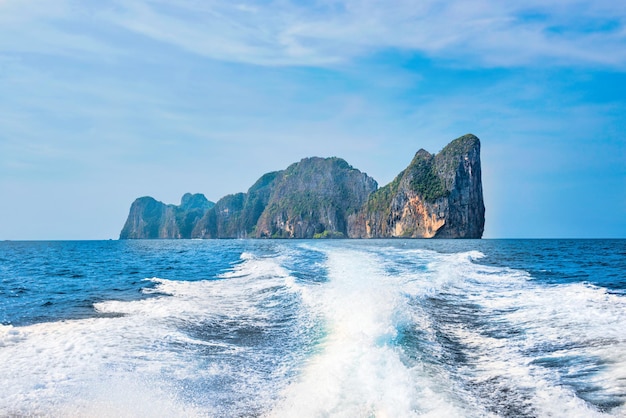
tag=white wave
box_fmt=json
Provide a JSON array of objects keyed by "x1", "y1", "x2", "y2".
[
  {"x1": 421, "y1": 250, "x2": 626, "y2": 417},
  {"x1": 2, "y1": 243, "x2": 624, "y2": 417},
  {"x1": 272, "y1": 244, "x2": 626, "y2": 417},
  {"x1": 0, "y1": 250, "x2": 304, "y2": 417},
  {"x1": 268, "y1": 247, "x2": 480, "y2": 418}
]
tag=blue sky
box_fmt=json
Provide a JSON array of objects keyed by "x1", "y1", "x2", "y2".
[{"x1": 1, "y1": 0, "x2": 625, "y2": 239}]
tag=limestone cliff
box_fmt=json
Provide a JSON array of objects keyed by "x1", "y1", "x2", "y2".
[
  {"x1": 120, "y1": 134, "x2": 485, "y2": 239},
  {"x1": 192, "y1": 171, "x2": 281, "y2": 238},
  {"x1": 348, "y1": 134, "x2": 484, "y2": 238},
  {"x1": 191, "y1": 158, "x2": 377, "y2": 239},
  {"x1": 253, "y1": 157, "x2": 377, "y2": 238},
  {"x1": 119, "y1": 193, "x2": 214, "y2": 239}
]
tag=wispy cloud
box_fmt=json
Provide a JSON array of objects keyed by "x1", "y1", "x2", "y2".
[
  {"x1": 0, "y1": 0, "x2": 123, "y2": 59},
  {"x1": 2, "y1": 0, "x2": 625, "y2": 68},
  {"x1": 93, "y1": 0, "x2": 626, "y2": 68}
]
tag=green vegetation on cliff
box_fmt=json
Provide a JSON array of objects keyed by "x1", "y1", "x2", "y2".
[
  {"x1": 407, "y1": 151, "x2": 448, "y2": 203},
  {"x1": 313, "y1": 230, "x2": 345, "y2": 239},
  {"x1": 366, "y1": 170, "x2": 403, "y2": 215}
]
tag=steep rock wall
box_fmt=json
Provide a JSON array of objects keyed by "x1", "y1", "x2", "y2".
[
  {"x1": 348, "y1": 134, "x2": 484, "y2": 238},
  {"x1": 119, "y1": 194, "x2": 214, "y2": 239},
  {"x1": 254, "y1": 157, "x2": 377, "y2": 238}
]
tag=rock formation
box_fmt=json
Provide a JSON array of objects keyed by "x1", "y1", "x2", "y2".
[
  {"x1": 192, "y1": 158, "x2": 377, "y2": 238},
  {"x1": 348, "y1": 134, "x2": 484, "y2": 238},
  {"x1": 252, "y1": 157, "x2": 377, "y2": 238},
  {"x1": 120, "y1": 134, "x2": 485, "y2": 239},
  {"x1": 119, "y1": 193, "x2": 214, "y2": 239}
]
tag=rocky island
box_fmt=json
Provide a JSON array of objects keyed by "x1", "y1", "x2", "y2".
[{"x1": 120, "y1": 134, "x2": 485, "y2": 239}]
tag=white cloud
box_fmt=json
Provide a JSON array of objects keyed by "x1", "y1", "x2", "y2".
[
  {"x1": 1, "y1": 0, "x2": 624, "y2": 68},
  {"x1": 0, "y1": 0, "x2": 123, "y2": 59},
  {"x1": 90, "y1": 0, "x2": 626, "y2": 68}
]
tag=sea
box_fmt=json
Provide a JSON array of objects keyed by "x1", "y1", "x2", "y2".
[{"x1": 0, "y1": 239, "x2": 625, "y2": 417}]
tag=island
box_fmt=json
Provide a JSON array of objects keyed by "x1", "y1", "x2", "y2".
[{"x1": 120, "y1": 134, "x2": 485, "y2": 239}]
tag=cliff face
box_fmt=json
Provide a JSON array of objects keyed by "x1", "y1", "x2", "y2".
[
  {"x1": 254, "y1": 157, "x2": 378, "y2": 238},
  {"x1": 191, "y1": 158, "x2": 377, "y2": 239},
  {"x1": 433, "y1": 134, "x2": 485, "y2": 238},
  {"x1": 349, "y1": 134, "x2": 484, "y2": 238},
  {"x1": 120, "y1": 134, "x2": 485, "y2": 239},
  {"x1": 119, "y1": 193, "x2": 214, "y2": 239},
  {"x1": 191, "y1": 171, "x2": 281, "y2": 238}
]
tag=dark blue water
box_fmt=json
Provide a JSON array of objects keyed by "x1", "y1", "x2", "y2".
[
  {"x1": 0, "y1": 240, "x2": 250, "y2": 326},
  {"x1": 0, "y1": 239, "x2": 624, "y2": 417}
]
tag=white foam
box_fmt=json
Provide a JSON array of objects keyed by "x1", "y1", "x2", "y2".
[
  {"x1": 421, "y1": 249, "x2": 626, "y2": 417},
  {"x1": 0, "y1": 251, "x2": 303, "y2": 417},
  {"x1": 3, "y1": 244, "x2": 625, "y2": 417},
  {"x1": 268, "y1": 248, "x2": 476, "y2": 417},
  {"x1": 285, "y1": 245, "x2": 626, "y2": 417}
]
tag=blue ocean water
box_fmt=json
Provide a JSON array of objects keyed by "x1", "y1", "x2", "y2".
[{"x1": 0, "y1": 239, "x2": 624, "y2": 417}]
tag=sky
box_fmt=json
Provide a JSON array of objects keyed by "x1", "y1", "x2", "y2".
[{"x1": 0, "y1": 0, "x2": 625, "y2": 239}]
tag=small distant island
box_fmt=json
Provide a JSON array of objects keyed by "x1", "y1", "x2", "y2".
[{"x1": 120, "y1": 134, "x2": 485, "y2": 239}]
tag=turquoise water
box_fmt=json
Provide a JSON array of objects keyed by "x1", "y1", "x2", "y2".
[{"x1": 1, "y1": 239, "x2": 625, "y2": 416}]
